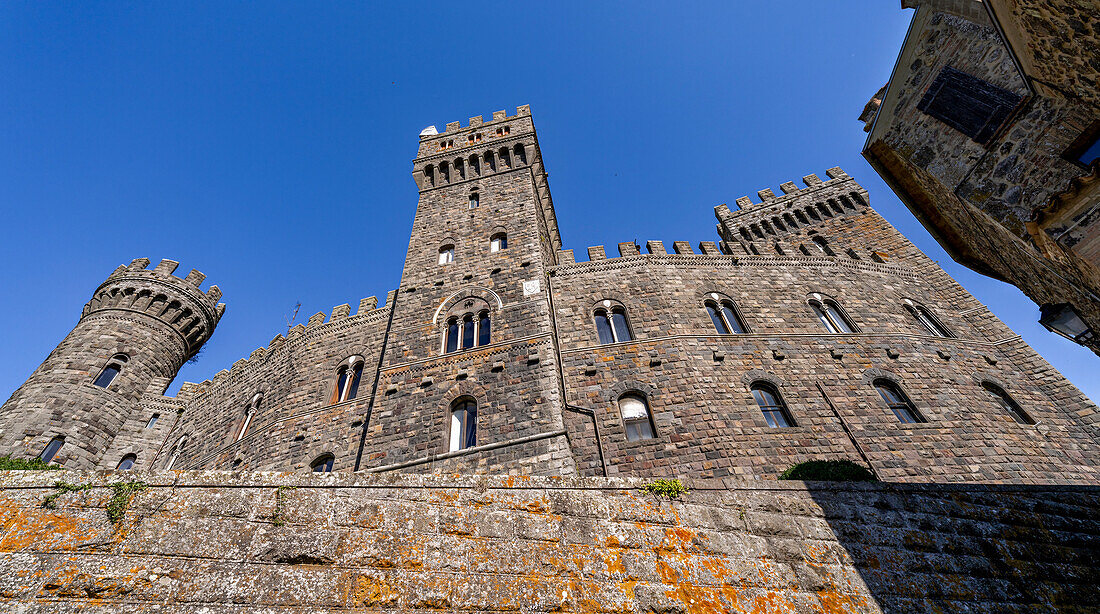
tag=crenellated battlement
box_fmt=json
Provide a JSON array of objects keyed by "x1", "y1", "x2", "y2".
[
  {"x1": 179, "y1": 291, "x2": 395, "y2": 396},
  {"x1": 84, "y1": 258, "x2": 227, "y2": 357},
  {"x1": 712, "y1": 167, "x2": 872, "y2": 249},
  {"x1": 415, "y1": 105, "x2": 535, "y2": 162}
]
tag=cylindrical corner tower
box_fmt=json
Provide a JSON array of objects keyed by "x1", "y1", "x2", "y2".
[{"x1": 0, "y1": 258, "x2": 224, "y2": 469}]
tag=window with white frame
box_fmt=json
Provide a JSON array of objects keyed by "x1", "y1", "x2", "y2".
[{"x1": 618, "y1": 392, "x2": 655, "y2": 441}]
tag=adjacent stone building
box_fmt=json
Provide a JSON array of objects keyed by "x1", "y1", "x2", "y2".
[
  {"x1": 2, "y1": 106, "x2": 1098, "y2": 482},
  {"x1": 861, "y1": 0, "x2": 1100, "y2": 354}
]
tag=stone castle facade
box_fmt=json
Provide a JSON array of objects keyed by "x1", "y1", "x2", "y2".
[{"x1": 3, "y1": 106, "x2": 1098, "y2": 482}]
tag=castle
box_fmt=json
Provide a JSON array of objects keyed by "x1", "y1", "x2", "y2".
[{"x1": 3, "y1": 105, "x2": 1098, "y2": 482}]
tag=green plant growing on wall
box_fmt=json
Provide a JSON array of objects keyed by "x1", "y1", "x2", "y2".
[
  {"x1": 41, "y1": 481, "x2": 92, "y2": 509},
  {"x1": 779, "y1": 460, "x2": 876, "y2": 482},
  {"x1": 0, "y1": 455, "x2": 62, "y2": 471},
  {"x1": 106, "y1": 481, "x2": 148, "y2": 523},
  {"x1": 640, "y1": 478, "x2": 689, "y2": 499},
  {"x1": 272, "y1": 485, "x2": 297, "y2": 526}
]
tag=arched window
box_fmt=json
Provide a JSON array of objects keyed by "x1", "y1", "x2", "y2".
[
  {"x1": 39, "y1": 437, "x2": 64, "y2": 463},
  {"x1": 454, "y1": 158, "x2": 465, "y2": 180},
  {"x1": 809, "y1": 298, "x2": 857, "y2": 333},
  {"x1": 874, "y1": 379, "x2": 925, "y2": 424},
  {"x1": 93, "y1": 354, "x2": 129, "y2": 388},
  {"x1": 439, "y1": 160, "x2": 450, "y2": 182},
  {"x1": 513, "y1": 144, "x2": 527, "y2": 165},
  {"x1": 330, "y1": 356, "x2": 365, "y2": 404},
  {"x1": 236, "y1": 394, "x2": 262, "y2": 442},
  {"x1": 443, "y1": 310, "x2": 490, "y2": 353},
  {"x1": 478, "y1": 310, "x2": 491, "y2": 346},
  {"x1": 164, "y1": 435, "x2": 186, "y2": 470},
  {"x1": 445, "y1": 317, "x2": 460, "y2": 353},
  {"x1": 438, "y1": 245, "x2": 455, "y2": 265},
  {"x1": 618, "y1": 392, "x2": 655, "y2": 441},
  {"x1": 485, "y1": 150, "x2": 496, "y2": 172},
  {"x1": 594, "y1": 306, "x2": 633, "y2": 344},
  {"x1": 499, "y1": 147, "x2": 512, "y2": 168},
  {"x1": 310, "y1": 454, "x2": 334, "y2": 472},
  {"x1": 490, "y1": 232, "x2": 507, "y2": 252},
  {"x1": 469, "y1": 154, "x2": 480, "y2": 176},
  {"x1": 906, "y1": 303, "x2": 952, "y2": 338},
  {"x1": 750, "y1": 382, "x2": 796, "y2": 428},
  {"x1": 469, "y1": 191, "x2": 479, "y2": 209},
  {"x1": 705, "y1": 299, "x2": 748, "y2": 334},
  {"x1": 449, "y1": 398, "x2": 477, "y2": 451},
  {"x1": 116, "y1": 454, "x2": 136, "y2": 470},
  {"x1": 983, "y1": 382, "x2": 1034, "y2": 424},
  {"x1": 423, "y1": 165, "x2": 435, "y2": 187},
  {"x1": 811, "y1": 235, "x2": 834, "y2": 255}
]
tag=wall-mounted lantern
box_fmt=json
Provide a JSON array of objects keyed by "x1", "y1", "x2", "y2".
[{"x1": 1039, "y1": 303, "x2": 1094, "y2": 343}]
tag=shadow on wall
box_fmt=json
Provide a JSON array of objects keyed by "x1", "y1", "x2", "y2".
[{"x1": 798, "y1": 481, "x2": 1100, "y2": 613}]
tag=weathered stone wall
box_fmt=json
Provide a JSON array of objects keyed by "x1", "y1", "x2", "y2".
[
  {"x1": 549, "y1": 171, "x2": 1100, "y2": 483},
  {"x1": 1, "y1": 471, "x2": 1097, "y2": 613}
]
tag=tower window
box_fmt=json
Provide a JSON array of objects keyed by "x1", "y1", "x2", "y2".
[
  {"x1": 439, "y1": 161, "x2": 450, "y2": 183},
  {"x1": 705, "y1": 299, "x2": 748, "y2": 334},
  {"x1": 499, "y1": 147, "x2": 512, "y2": 169},
  {"x1": 145, "y1": 414, "x2": 160, "y2": 429},
  {"x1": 236, "y1": 394, "x2": 262, "y2": 442},
  {"x1": 469, "y1": 191, "x2": 479, "y2": 209},
  {"x1": 310, "y1": 454, "x2": 335, "y2": 472},
  {"x1": 874, "y1": 379, "x2": 925, "y2": 424},
  {"x1": 490, "y1": 232, "x2": 507, "y2": 252},
  {"x1": 594, "y1": 306, "x2": 633, "y2": 344},
  {"x1": 330, "y1": 356, "x2": 365, "y2": 404},
  {"x1": 38, "y1": 437, "x2": 64, "y2": 464},
  {"x1": 116, "y1": 454, "x2": 137, "y2": 471},
  {"x1": 165, "y1": 436, "x2": 186, "y2": 470},
  {"x1": 92, "y1": 354, "x2": 129, "y2": 388},
  {"x1": 443, "y1": 310, "x2": 490, "y2": 353},
  {"x1": 449, "y1": 397, "x2": 477, "y2": 451},
  {"x1": 469, "y1": 154, "x2": 481, "y2": 175},
  {"x1": 438, "y1": 245, "x2": 455, "y2": 265},
  {"x1": 917, "y1": 65, "x2": 1022, "y2": 145},
  {"x1": 906, "y1": 303, "x2": 952, "y2": 338},
  {"x1": 750, "y1": 382, "x2": 796, "y2": 428},
  {"x1": 485, "y1": 151, "x2": 496, "y2": 172},
  {"x1": 809, "y1": 298, "x2": 857, "y2": 333},
  {"x1": 454, "y1": 158, "x2": 465, "y2": 180},
  {"x1": 618, "y1": 392, "x2": 656, "y2": 441},
  {"x1": 983, "y1": 382, "x2": 1035, "y2": 425},
  {"x1": 513, "y1": 144, "x2": 527, "y2": 165}
]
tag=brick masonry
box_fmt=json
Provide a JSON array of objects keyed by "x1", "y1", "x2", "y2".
[
  {"x1": 0, "y1": 471, "x2": 1097, "y2": 613},
  {"x1": 1, "y1": 106, "x2": 1098, "y2": 482}
]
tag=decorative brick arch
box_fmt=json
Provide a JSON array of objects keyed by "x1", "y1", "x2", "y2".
[
  {"x1": 433, "y1": 287, "x2": 503, "y2": 325},
  {"x1": 740, "y1": 369, "x2": 788, "y2": 388},
  {"x1": 861, "y1": 366, "x2": 902, "y2": 386}
]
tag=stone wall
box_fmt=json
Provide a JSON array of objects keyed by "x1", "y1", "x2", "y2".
[{"x1": 1, "y1": 471, "x2": 1098, "y2": 613}]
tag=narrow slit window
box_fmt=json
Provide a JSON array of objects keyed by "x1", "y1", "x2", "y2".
[
  {"x1": 478, "y1": 311, "x2": 491, "y2": 346},
  {"x1": 449, "y1": 398, "x2": 477, "y2": 451},
  {"x1": 461, "y1": 314, "x2": 475, "y2": 349},
  {"x1": 619, "y1": 393, "x2": 655, "y2": 441},
  {"x1": 750, "y1": 383, "x2": 796, "y2": 428},
  {"x1": 145, "y1": 414, "x2": 160, "y2": 429},
  {"x1": 445, "y1": 318, "x2": 459, "y2": 353}
]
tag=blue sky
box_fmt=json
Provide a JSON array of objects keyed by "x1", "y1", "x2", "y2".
[{"x1": 1, "y1": 2, "x2": 1095, "y2": 403}]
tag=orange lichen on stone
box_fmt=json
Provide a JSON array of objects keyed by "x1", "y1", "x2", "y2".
[{"x1": 349, "y1": 575, "x2": 399, "y2": 607}]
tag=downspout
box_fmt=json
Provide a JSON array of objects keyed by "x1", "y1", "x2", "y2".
[
  {"x1": 546, "y1": 268, "x2": 608, "y2": 476},
  {"x1": 816, "y1": 382, "x2": 878, "y2": 480},
  {"x1": 353, "y1": 288, "x2": 400, "y2": 472}
]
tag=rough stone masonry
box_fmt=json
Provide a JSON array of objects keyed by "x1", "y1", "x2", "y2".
[{"x1": 1, "y1": 106, "x2": 1097, "y2": 483}]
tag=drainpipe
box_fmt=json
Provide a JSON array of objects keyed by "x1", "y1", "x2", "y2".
[
  {"x1": 353, "y1": 288, "x2": 400, "y2": 472},
  {"x1": 816, "y1": 382, "x2": 878, "y2": 480}
]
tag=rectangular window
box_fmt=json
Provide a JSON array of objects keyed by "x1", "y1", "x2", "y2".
[
  {"x1": 146, "y1": 414, "x2": 159, "y2": 429},
  {"x1": 917, "y1": 66, "x2": 1022, "y2": 145}
]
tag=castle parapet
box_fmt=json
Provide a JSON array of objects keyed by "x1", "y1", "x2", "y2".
[{"x1": 84, "y1": 258, "x2": 226, "y2": 358}]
